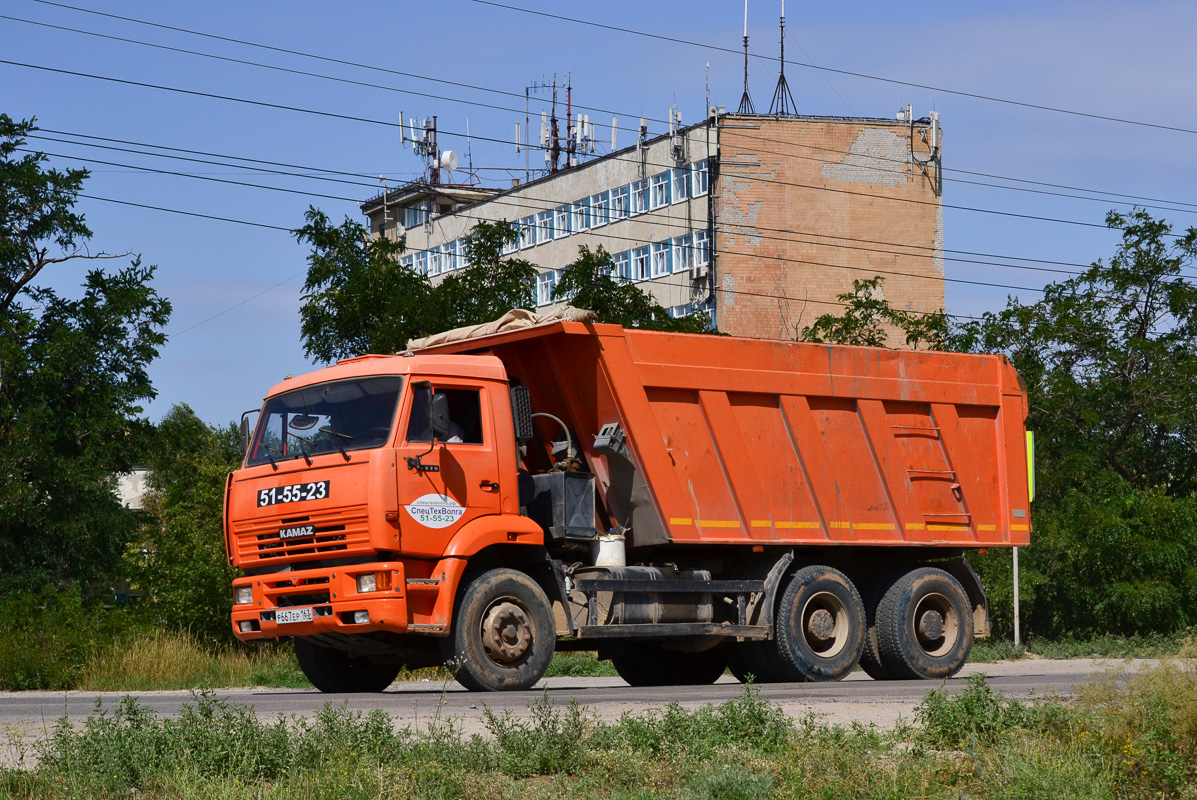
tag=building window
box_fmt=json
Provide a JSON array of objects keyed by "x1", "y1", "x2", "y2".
[
  {"x1": 519, "y1": 216, "x2": 535, "y2": 249},
  {"x1": 650, "y1": 173, "x2": 670, "y2": 209},
  {"x1": 572, "y1": 199, "x2": 589, "y2": 232},
  {"x1": 413, "y1": 251, "x2": 427, "y2": 275},
  {"x1": 403, "y1": 202, "x2": 429, "y2": 228},
  {"x1": 454, "y1": 239, "x2": 465, "y2": 270},
  {"x1": 612, "y1": 250, "x2": 630, "y2": 280},
  {"x1": 651, "y1": 241, "x2": 670, "y2": 277},
  {"x1": 536, "y1": 210, "x2": 553, "y2": 243},
  {"x1": 630, "y1": 180, "x2": 648, "y2": 215},
  {"x1": 553, "y1": 269, "x2": 573, "y2": 300},
  {"x1": 611, "y1": 185, "x2": 629, "y2": 220},
  {"x1": 672, "y1": 167, "x2": 689, "y2": 201},
  {"x1": 692, "y1": 160, "x2": 709, "y2": 196},
  {"x1": 590, "y1": 192, "x2": 610, "y2": 227},
  {"x1": 536, "y1": 270, "x2": 559, "y2": 307},
  {"x1": 554, "y1": 204, "x2": 571, "y2": 238},
  {"x1": 694, "y1": 229, "x2": 710, "y2": 266},
  {"x1": 631, "y1": 246, "x2": 650, "y2": 281},
  {"x1": 672, "y1": 234, "x2": 692, "y2": 273},
  {"x1": 668, "y1": 303, "x2": 695, "y2": 319},
  {"x1": 400, "y1": 254, "x2": 414, "y2": 272},
  {"x1": 501, "y1": 223, "x2": 518, "y2": 255},
  {"x1": 428, "y1": 248, "x2": 442, "y2": 276}
]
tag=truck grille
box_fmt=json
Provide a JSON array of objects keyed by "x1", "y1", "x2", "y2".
[{"x1": 232, "y1": 505, "x2": 372, "y2": 565}]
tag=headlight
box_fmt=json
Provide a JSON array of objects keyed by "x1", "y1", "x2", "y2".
[
  {"x1": 356, "y1": 574, "x2": 377, "y2": 593},
  {"x1": 234, "y1": 586, "x2": 253, "y2": 605}
]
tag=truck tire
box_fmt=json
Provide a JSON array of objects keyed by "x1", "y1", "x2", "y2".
[
  {"x1": 294, "y1": 639, "x2": 401, "y2": 693},
  {"x1": 774, "y1": 566, "x2": 865, "y2": 681},
  {"x1": 728, "y1": 640, "x2": 791, "y2": 684},
  {"x1": 442, "y1": 568, "x2": 555, "y2": 692},
  {"x1": 611, "y1": 643, "x2": 729, "y2": 687},
  {"x1": 875, "y1": 567, "x2": 973, "y2": 680},
  {"x1": 858, "y1": 572, "x2": 899, "y2": 681}
]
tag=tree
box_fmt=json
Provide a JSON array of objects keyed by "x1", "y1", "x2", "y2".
[
  {"x1": 798, "y1": 276, "x2": 950, "y2": 350},
  {"x1": 553, "y1": 245, "x2": 715, "y2": 333},
  {"x1": 0, "y1": 114, "x2": 171, "y2": 592},
  {"x1": 437, "y1": 220, "x2": 536, "y2": 328},
  {"x1": 294, "y1": 207, "x2": 434, "y2": 363},
  {"x1": 127, "y1": 405, "x2": 241, "y2": 643}
]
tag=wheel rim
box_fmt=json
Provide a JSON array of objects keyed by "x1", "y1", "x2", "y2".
[
  {"x1": 912, "y1": 592, "x2": 959, "y2": 658},
  {"x1": 480, "y1": 597, "x2": 533, "y2": 665},
  {"x1": 800, "y1": 590, "x2": 850, "y2": 658}
]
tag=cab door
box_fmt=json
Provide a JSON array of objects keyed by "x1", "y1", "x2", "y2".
[{"x1": 395, "y1": 380, "x2": 503, "y2": 557}]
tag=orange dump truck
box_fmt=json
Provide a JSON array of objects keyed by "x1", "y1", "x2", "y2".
[{"x1": 226, "y1": 320, "x2": 1031, "y2": 692}]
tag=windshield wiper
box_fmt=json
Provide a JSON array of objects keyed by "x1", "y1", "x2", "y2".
[
  {"x1": 260, "y1": 443, "x2": 282, "y2": 471},
  {"x1": 284, "y1": 432, "x2": 314, "y2": 466},
  {"x1": 320, "y1": 427, "x2": 353, "y2": 462}
]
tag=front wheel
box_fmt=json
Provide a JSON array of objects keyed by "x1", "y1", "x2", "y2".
[
  {"x1": 442, "y1": 568, "x2": 556, "y2": 691},
  {"x1": 875, "y1": 567, "x2": 973, "y2": 679},
  {"x1": 294, "y1": 639, "x2": 401, "y2": 693}
]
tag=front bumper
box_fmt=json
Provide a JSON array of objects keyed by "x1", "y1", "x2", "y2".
[{"x1": 231, "y1": 562, "x2": 410, "y2": 640}]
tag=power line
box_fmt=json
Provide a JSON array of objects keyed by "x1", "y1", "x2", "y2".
[
  {"x1": 39, "y1": 135, "x2": 1168, "y2": 286},
  {"x1": 12, "y1": 6, "x2": 1196, "y2": 214},
  {"x1": 38, "y1": 126, "x2": 1118, "y2": 275},
  {"x1": 5, "y1": 58, "x2": 1142, "y2": 237},
  {"x1": 464, "y1": 0, "x2": 1197, "y2": 137},
  {"x1": 78, "y1": 192, "x2": 292, "y2": 231}
]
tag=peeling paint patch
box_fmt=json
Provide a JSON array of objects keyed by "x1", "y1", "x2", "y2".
[
  {"x1": 823, "y1": 129, "x2": 909, "y2": 187},
  {"x1": 722, "y1": 273, "x2": 735, "y2": 307}
]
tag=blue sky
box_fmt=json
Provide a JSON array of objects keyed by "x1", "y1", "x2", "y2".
[{"x1": 4, "y1": 0, "x2": 1195, "y2": 426}]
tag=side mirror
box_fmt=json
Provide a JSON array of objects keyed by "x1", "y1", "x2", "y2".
[
  {"x1": 430, "y1": 392, "x2": 451, "y2": 440},
  {"x1": 238, "y1": 409, "x2": 258, "y2": 457}
]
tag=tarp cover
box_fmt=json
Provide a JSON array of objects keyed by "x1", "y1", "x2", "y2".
[{"x1": 405, "y1": 306, "x2": 596, "y2": 351}]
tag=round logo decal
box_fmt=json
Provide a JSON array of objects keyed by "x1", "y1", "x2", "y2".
[{"x1": 404, "y1": 493, "x2": 466, "y2": 528}]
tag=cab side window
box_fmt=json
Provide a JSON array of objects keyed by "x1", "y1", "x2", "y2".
[{"x1": 406, "y1": 388, "x2": 484, "y2": 445}]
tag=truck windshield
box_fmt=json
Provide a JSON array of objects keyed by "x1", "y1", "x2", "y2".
[{"x1": 246, "y1": 376, "x2": 404, "y2": 467}]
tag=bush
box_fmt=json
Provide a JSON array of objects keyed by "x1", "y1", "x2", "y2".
[{"x1": 0, "y1": 589, "x2": 139, "y2": 691}]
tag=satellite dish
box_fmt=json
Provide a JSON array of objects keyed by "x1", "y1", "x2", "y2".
[{"x1": 439, "y1": 150, "x2": 459, "y2": 171}]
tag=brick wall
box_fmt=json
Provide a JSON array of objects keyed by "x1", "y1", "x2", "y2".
[{"x1": 713, "y1": 116, "x2": 944, "y2": 344}]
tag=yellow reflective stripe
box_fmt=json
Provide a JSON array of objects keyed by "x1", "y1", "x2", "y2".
[
  {"x1": 977, "y1": 524, "x2": 997, "y2": 531},
  {"x1": 750, "y1": 520, "x2": 771, "y2": 528},
  {"x1": 1011, "y1": 524, "x2": 1030, "y2": 531},
  {"x1": 829, "y1": 521, "x2": 850, "y2": 528},
  {"x1": 906, "y1": 522, "x2": 926, "y2": 530},
  {"x1": 697, "y1": 520, "x2": 741, "y2": 528},
  {"x1": 928, "y1": 524, "x2": 971, "y2": 532},
  {"x1": 852, "y1": 523, "x2": 895, "y2": 531},
  {"x1": 775, "y1": 521, "x2": 821, "y2": 529},
  {"x1": 669, "y1": 517, "x2": 692, "y2": 525}
]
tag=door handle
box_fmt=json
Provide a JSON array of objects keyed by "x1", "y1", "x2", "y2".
[{"x1": 479, "y1": 480, "x2": 500, "y2": 492}]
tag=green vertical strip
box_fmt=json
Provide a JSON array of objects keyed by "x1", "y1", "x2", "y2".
[{"x1": 1026, "y1": 431, "x2": 1035, "y2": 502}]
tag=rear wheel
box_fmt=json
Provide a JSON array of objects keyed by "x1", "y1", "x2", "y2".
[
  {"x1": 774, "y1": 566, "x2": 866, "y2": 681},
  {"x1": 859, "y1": 572, "x2": 899, "y2": 680},
  {"x1": 442, "y1": 568, "x2": 555, "y2": 692},
  {"x1": 876, "y1": 567, "x2": 973, "y2": 680},
  {"x1": 294, "y1": 639, "x2": 401, "y2": 693},
  {"x1": 611, "y1": 642, "x2": 729, "y2": 687},
  {"x1": 729, "y1": 640, "x2": 792, "y2": 684}
]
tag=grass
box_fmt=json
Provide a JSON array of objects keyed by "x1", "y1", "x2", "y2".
[
  {"x1": 971, "y1": 631, "x2": 1194, "y2": 663},
  {"x1": 7, "y1": 661, "x2": 1197, "y2": 799}
]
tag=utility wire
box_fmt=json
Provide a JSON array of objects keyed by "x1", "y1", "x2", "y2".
[
  {"x1": 464, "y1": 0, "x2": 1197, "y2": 137},
  {"x1": 10, "y1": 9, "x2": 1196, "y2": 214},
  {"x1": 4, "y1": 58, "x2": 1150, "y2": 237}
]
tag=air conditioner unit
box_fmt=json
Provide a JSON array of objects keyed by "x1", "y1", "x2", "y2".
[{"x1": 690, "y1": 264, "x2": 709, "y2": 280}]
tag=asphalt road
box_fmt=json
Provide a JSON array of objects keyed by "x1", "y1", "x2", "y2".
[{"x1": 0, "y1": 658, "x2": 1143, "y2": 737}]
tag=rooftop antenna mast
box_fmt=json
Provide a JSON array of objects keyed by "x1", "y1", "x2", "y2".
[
  {"x1": 769, "y1": 0, "x2": 796, "y2": 115},
  {"x1": 737, "y1": 0, "x2": 755, "y2": 114}
]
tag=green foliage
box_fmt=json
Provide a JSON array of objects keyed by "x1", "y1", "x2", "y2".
[
  {"x1": 437, "y1": 219, "x2": 536, "y2": 328},
  {"x1": 956, "y1": 209, "x2": 1197, "y2": 500},
  {"x1": 0, "y1": 589, "x2": 138, "y2": 690},
  {"x1": 123, "y1": 404, "x2": 243, "y2": 643},
  {"x1": 553, "y1": 244, "x2": 715, "y2": 333},
  {"x1": 798, "y1": 276, "x2": 950, "y2": 349},
  {"x1": 294, "y1": 206, "x2": 434, "y2": 362},
  {"x1": 0, "y1": 114, "x2": 171, "y2": 592}
]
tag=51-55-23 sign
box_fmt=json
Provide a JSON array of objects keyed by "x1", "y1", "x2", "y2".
[{"x1": 258, "y1": 480, "x2": 330, "y2": 507}]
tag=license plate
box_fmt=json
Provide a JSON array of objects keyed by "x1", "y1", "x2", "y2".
[
  {"x1": 275, "y1": 607, "x2": 313, "y2": 625},
  {"x1": 279, "y1": 524, "x2": 315, "y2": 540},
  {"x1": 258, "y1": 481, "x2": 330, "y2": 507}
]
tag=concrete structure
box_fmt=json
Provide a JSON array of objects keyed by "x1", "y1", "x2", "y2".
[{"x1": 362, "y1": 111, "x2": 944, "y2": 341}]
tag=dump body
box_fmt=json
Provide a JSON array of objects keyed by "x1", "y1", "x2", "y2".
[{"x1": 421, "y1": 320, "x2": 1032, "y2": 551}]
